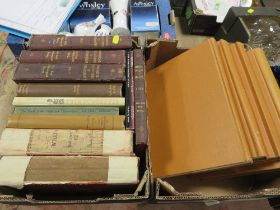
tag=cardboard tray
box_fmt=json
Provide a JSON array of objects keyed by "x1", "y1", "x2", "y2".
[{"x1": 145, "y1": 39, "x2": 280, "y2": 203}]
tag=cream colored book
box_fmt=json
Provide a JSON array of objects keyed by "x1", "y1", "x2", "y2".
[
  {"x1": 12, "y1": 97, "x2": 125, "y2": 107},
  {"x1": 0, "y1": 156, "x2": 139, "y2": 189},
  {"x1": 0, "y1": 128, "x2": 133, "y2": 156}
]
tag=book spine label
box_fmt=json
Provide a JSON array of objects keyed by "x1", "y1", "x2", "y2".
[
  {"x1": 7, "y1": 115, "x2": 125, "y2": 130},
  {"x1": 17, "y1": 83, "x2": 123, "y2": 97},
  {"x1": 0, "y1": 129, "x2": 133, "y2": 156},
  {"x1": 14, "y1": 106, "x2": 119, "y2": 115},
  {"x1": 12, "y1": 97, "x2": 125, "y2": 107},
  {"x1": 20, "y1": 50, "x2": 126, "y2": 64},
  {"x1": 134, "y1": 49, "x2": 148, "y2": 152},
  {"x1": 13, "y1": 63, "x2": 126, "y2": 83},
  {"x1": 29, "y1": 35, "x2": 132, "y2": 50}
]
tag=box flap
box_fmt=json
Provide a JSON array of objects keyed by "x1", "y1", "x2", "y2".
[{"x1": 146, "y1": 38, "x2": 253, "y2": 178}]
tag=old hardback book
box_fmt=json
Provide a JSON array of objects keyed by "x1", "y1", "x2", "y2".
[
  {"x1": 12, "y1": 97, "x2": 125, "y2": 107},
  {"x1": 13, "y1": 63, "x2": 126, "y2": 83},
  {"x1": 14, "y1": 106, "x2": 119, "y2": 115},
  {"x1": 0, "y1": 129, "x2": 133, "y2": 156},
  {"x1": 0, "y1": 156, "x2": 138, "y2": 189},
  {"x1": 16, "y1": 83, "x2": 123, "y2": 97},
  {"x1": 7, "y1": 114, "x2": 125, "y2": 130},
  {"x1": 147, "y1": 38, "x2": 280, "y2": 178},
  {"x1": 125, "y1": 50, "x2": 132, "y2": 129},
  {"x1": 29, "y1": 35, "x2": 132, "y2": 50},
  {"x1": 19, "y1": 50, "x2": 126, "y2": 64},
  {"x1": 134, "y1": 49, "x2": 148, "y2": 154}
]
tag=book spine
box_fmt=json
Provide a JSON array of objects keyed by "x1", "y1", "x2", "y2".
[
  {"x1": 17, "y1": 83, "x2": 123, "y2": 97},
  {"x1": 133, "y1": 49, "x2": 148, "y2": 153},
  {"x1": 7, "y1": 115, "x2": 125, "y2": 130},
  {"x1": 13, "y1": 63, "x2": 126, "y2": 83},
  {"x1": 0, "y1": 129, "x2": 133, "y2": 156},
  {"x1": 29, "y1": 35, "x2": 132, "y2": 50},
  {"x1": 0, "y1": 156, "x2": 138, "y2": 189},
  {"x1": 125, "y1": 50, "x2": 131, "y2": 129},
  {"x1": 130, "y1": 50, "x2": 135, "y2": 130},
  {"x1": 19, "y1": 50, "x2": 126, "y2": 64},
  {"x1": 14, "y1": 106, "x2": 120, "y2": 115},
  {"x1": 12, "y1": 97, "x2": 125, "y2": 107}
]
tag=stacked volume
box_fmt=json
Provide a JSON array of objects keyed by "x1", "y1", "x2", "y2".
[
  {"x1": 147, "y1": 38, "x2": 280, "y2": 178},
  {"x1": 0, "y1": 35, "x2": 147, "y2": 191}
]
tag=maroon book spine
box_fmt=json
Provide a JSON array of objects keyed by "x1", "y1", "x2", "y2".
[
  {"x1": 130, "y1": 51, "x2": 135, "y2": 130},
  {"x1": 19, "y1": 50, "x2": 126, "y2": 64},
  {"x1": 29, "y1": 35, "x2": 132, "y2": 50},
  {"x1": 13, "y1": 63, "x2": 126, "y2": 83},
  {"x1": 134, "y1": 49, "x2": 147, "y2": 154}
]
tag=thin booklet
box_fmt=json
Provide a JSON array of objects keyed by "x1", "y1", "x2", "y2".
[{"x1": 0, "y1": 0, "x2": 81, "y2": 38}]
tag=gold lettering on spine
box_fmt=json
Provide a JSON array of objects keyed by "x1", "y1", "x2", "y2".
[
  {"x1": 82, "y1": 65, "x2": 88, "y2": 80},
  {"x1": 45, "y1": 52, "x2": 50, "y2": 60},
  {"x1": 93, "y1": 52, "x2": 97, "y2": 63},
  {"x1": 105, "y1": 36, "x2": 109, "y2": 47},
  {"x1": 96, "y1": 65, "x2": 100, "y2": 79},
  {"x1": 101, "y1": 37, "x2": 105, "y2": 47},
  {"x1": 66, "y1": 51, "x2": 71, "y2": 59},
  {"x1": 90, "y1": 65, "x2": 96, "y2": 79},
  {"x1": 50, "y1": 51, "x2": 55, "y2": 62},
  {"x1": 55, "y1": 51, "x2": 59, "y2": 61},
  {"x1": 73, "y1": 84, "x2": 80, "y2": 96},
  {"x1": 41, "y1": 65, "x2": 54, "y2": 78},
  {"x1": 85, "y1": 51, "x2": 89, "y2": 64},
  {"x1": 80, "y1": 37, "x2": 84, "y2": 44},
  {"x1": 98, "y1": 51, "x2": 102, "y2": 63},
  {"x1": 93, "y1": 37, "x2": 97, "y2": 46}
]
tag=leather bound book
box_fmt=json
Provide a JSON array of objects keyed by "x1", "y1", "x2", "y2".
[
  {"x1": 13, "y1": 63, "x2": 126, "y2": 83},
  {"x1": 7, "y1": 114, "x2": 125, "y2": 130},
  {"x1": 16, "y1": 83, "x2": 123, "y2": 97},
  {"x1": 19, "y1": 50, "x2": 126, "y2": 64},
  {"x1": 0, "y1": 156, "x2": 138, "y2": 190},
  {"x1": 134, "y1": 49, "x2": 148, "y2": 154},
  {"x1": 125, "y1": 50, "x2": 132, "y2": 129},
  {"x1": 130, "y1": 50, "x2": 135, "y2": 130},
  {"x1": 12, "y1": 97, "x2": 125, "y2": 107},
  {"x1": 0, "y1": 129, "x2": 133, "y2": 156},
  {"x1": 28, "y1": 35, "x2": 132, "y2": 50},
  {"x1": 14, "y1": 106, "x2": 119, "y2": 115}
]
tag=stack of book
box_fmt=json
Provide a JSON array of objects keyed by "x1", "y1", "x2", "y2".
[
  {"x1": 147, "y1": 38, "x2": 280, "y2": 179},
  {"x1": 0, "y1": 35, "x2": 147, "y2": 191}
]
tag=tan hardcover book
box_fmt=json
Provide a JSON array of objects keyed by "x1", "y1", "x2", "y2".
[
  {"x1": 229, "y1": 44, "x2": 275, "y2": 159},
  {"x1": 147, "y1": 38, "x2": 253, "y2": 178},
  {"x1": 0, "y1": 156, "x2": 138, "y2": 190},
  {"x1": 12, "y1": 97, "x2": 125, "y2": 107},
  {"x1": 0, "y1": 129, "x2": 133, "y2": 156},
  {"x1": 7, "y1": 114, "x2": 125, "y2": 130},
  {"x1": 218, "y1": 41, "x2": 266, "y2": 159}
]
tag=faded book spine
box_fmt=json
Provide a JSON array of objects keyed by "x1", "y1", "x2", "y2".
[
  {"x1": 13, "y1": 63, "x2": 126, "y2": 83},
  {"x1": 14, "y1": 106, "x2": 119, "y2": 115},
  {"x1": 29, "y1": 35, "x2": 132, "y2": 50},
  {"x1": 0, "y1": 129, "x2": 133, "y2": 156},
  {"x1": 7, "y1": 115, "x2": 125, "y2": 130},
  {"x1": 134, "y1": 49, "x2": 148, "y2": 153},
  {"x1": 20, "y1": 50, "x2": 126, "y2": 64},
  {"x1": 12, "y1": 97, "x2": 125, "y2": 107},
  {"x1": 17, "y1": 83, "x2": 123, "y2": 97}
]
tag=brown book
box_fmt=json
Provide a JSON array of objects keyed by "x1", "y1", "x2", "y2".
[
  {"x1": 134, "y1": 49, "x2": 148, "y2": 153},
  {"x1": 29, "y1": 35, "x2": 132, "y2": 50},
  {"x1": 16, "y1": 83, "x2": 123, "y2": 97},
  {"x1": 19, "y1": 50, "x2": 126, "y2": 64},
  {"x1": 6, "y1": 114, "x2": 125, "y2": 130},
  {"x1": 0, "y1": 129, "x2": 132, "y2": 156},
  {"x1": 0, "y1": 156, "x2": 138, "y2": 190},
  {"x1": 13, "y1": 63, "x2": 126, "y2": 83}
]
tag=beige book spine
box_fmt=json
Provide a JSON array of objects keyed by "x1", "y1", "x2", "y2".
[
  {"x1": 0, "y1": 156, "x2": 139, "y2": 189},
  {"x1": 12, "y1": 97, "x2": 125, "y2": 107},
  {"x1": 0, "y1": 129, "x2": 133, "y2": 156}
]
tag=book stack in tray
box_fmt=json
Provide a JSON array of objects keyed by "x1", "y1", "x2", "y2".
[{"x1": 0, "y1": 35, "x2": 147, "y2": 193}]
